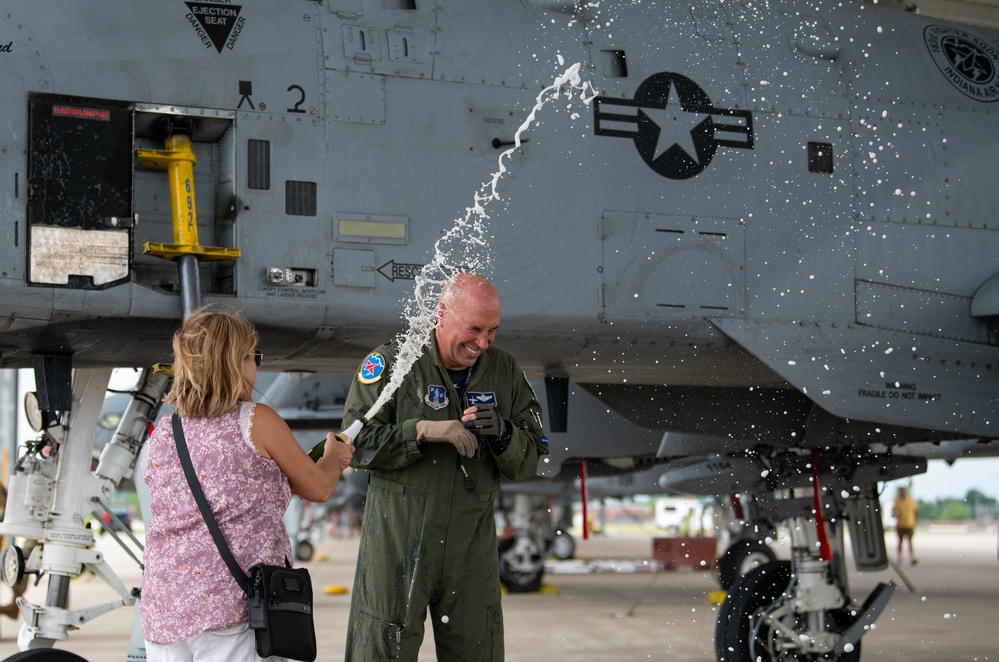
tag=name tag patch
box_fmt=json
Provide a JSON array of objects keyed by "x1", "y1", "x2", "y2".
[{"x1": 466, "y1": 391, "x2": 497, "y2": 407}]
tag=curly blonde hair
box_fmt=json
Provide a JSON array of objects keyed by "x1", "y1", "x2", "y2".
[{"x1": 164, "y1": 306, "x2": 258, "y2": 418}]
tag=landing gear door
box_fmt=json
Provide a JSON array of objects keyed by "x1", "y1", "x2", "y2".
[{"x1": 843, "y1": 487, "x2": 889, "y2": 572}]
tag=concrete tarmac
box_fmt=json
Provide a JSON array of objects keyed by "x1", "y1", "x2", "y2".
[{"x1": 0, "y1": 526, "x2": 997, "y2": 661}]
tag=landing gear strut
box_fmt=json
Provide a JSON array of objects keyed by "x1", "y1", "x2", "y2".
[
  {"x1": 713, "y1": 449, "x2": 911, "y2": 661},
  {"x1": 715, "y1": 560, "x2": 862, "y2": 662}
]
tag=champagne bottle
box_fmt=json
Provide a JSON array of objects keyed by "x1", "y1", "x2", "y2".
[{"x1": 309, "y1": 419, "x2": 364, "y2": 462}]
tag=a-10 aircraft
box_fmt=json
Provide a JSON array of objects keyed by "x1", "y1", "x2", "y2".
[{"x1": 0, "y1": 0, "x2": 998, "y2": 660}]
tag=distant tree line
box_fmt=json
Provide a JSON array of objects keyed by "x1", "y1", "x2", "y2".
[{"x1": 917, "y1": 489, "x2": 998, "y2": 521}]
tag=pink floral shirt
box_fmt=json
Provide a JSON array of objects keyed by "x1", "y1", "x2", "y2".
[{"x1": 140, "y1": 402, "x2": 293, "y2": 644}]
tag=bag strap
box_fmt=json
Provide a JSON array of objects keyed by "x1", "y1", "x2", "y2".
[{"x1": 172, "y1": 413, "x2": 250, "y2": 592}]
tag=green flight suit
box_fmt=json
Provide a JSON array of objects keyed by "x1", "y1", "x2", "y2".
[{"x1": 342, "y1": 336, "x2": 547, "y2": 662}]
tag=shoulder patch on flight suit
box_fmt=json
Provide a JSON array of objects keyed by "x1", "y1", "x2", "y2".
[
  {"x1": 358, "y1": 352, "x2": 386, "y2": 384},
  {"x1": 425, "y1": 385, "x2": 448, "y2": 410},
  {"x1": 466, "y1": 391, "x2": 497, "y2": 406}
]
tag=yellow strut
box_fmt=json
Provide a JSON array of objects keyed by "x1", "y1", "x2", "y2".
[{"x1": 136, "y1": 134, "x2": 240, "y2": 262}]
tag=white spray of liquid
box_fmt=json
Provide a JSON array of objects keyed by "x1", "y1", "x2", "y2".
[{"x1": 362, "y1": 59, "x2": 597, "y2": 423}]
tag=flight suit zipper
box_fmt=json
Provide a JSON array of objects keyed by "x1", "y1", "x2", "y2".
[{"x1": 392, "y1": 622, "x2": 403, "y2": 651}]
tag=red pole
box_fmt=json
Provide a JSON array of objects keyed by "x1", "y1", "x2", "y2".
[
  {"x1": 579, "y1": 459, "x2": 589, "y2": 541},
  {"x1": 810, "y1": 448, "x2": 832, "y2": 562},
  {"x1": 728, "y1": 493, "x2": 745, "y2": 521}
]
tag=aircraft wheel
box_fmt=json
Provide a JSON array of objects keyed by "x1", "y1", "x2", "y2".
[
  {"x1": 3, "y1": 650, "x2": 90, "y2": 661},
  {"x1": 716, "y1": 538, "x2": 776, "y2": 590},
  {"x1": 497, "y1": 537, "x2": 544, "y2": 593},
  {"x1": 714, "y1": 560, "x2": 861, "y2": 662},
  {"x1": 715, "y1": 561, "x2": 791, "y2": 662},
  {"x1": 295, "y1": 539, "x2": 315, "y2": 562},
  {"x1": 550, "y1": 530, "x2": 575, "y2": 560}
]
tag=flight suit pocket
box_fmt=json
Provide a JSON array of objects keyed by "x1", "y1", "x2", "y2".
[
  {"x1": 432, "y1": 600, "x2": 504, "y2": 662},
  {"x1": 481, "y1": 603, "x2": 504, "y2": 661},
  {"x1": 355, "y1": 475, "x2": 428, "y2": 618},
  {"x1": 488, "y1": 605, "x2": 505, "y2": 662},
  {"x1": 350, "y1": 605, "x2": 407, "y2": 661}
]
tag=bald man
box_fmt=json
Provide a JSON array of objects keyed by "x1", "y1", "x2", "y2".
[{"x1": 342, "y1": 273, "x2": 548, "y2": 662}]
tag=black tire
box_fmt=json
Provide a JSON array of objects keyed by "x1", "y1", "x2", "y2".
[
  {"x1": 550, "y1": 530, "x2": 576, "y2": 560},
  {"x1": 716, "y1": 560, "x2": 790, "y2": 662},
  {"x1": 3, "y1": 650, "x2": 90, "y2": 661},
  {"x1": 295, "y1": 539, "x2": 314, "y2": 562},
  {"x1": 716, "y1": 539, "x2": 777, "y2": 590},
  {"x1": 497, "y1": 537, "x2": 544, "y2": 593},
  {"x1": 715, "y1": 560, "x2": 861, "y2": 662}
]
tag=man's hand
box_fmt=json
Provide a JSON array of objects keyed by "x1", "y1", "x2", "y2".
[
  {"x1": 462, "y1": 404, "x2": 506, "y2": 439},
  {"x1": 416, "y1": 420, "x2": 478, "y2": 457}
]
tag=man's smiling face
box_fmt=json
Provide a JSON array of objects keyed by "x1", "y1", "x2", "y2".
[{"x1": 435, "y1": 275, "x2": 500, "y2": 370}]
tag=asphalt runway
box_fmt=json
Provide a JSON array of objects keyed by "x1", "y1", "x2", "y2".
[{"x1": 0, "y1": 526, "x2": 996, "y2": 661}]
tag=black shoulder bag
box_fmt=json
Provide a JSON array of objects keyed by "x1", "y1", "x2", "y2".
[{"x1": 171, "y1": 414, "x2": 317, "y2": 661}]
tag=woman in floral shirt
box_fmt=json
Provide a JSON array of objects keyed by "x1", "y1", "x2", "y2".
[{"x1": 140, "y1": 307, "x2": 353, "y2": 661}]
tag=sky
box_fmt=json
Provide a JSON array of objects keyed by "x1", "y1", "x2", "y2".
[{"x1": 887, "y1": 456, "x2": 999, "y2": 502}]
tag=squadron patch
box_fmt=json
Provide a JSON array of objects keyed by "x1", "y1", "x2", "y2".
[
  {"x1": 466, "y1": 391, "x2": 497, "y2": 407},
  {"x1": 358, "y1": 352, "x2": 386, "y2": 384},
  {"x1": 925, "y1": 25, "x2": 999, "y2": 102},
  {"x1": 426, "y1": 385, "x2": 448, "y2": 410}
]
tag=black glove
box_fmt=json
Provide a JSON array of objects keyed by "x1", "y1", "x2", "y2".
[{"x1": 463, "y1": 404, "x2": 506, "y2": 438}]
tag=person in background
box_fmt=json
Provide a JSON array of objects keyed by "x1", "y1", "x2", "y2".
[
  {"x1": 892, "y1": 485, "x2": 919, "y2": 566},
  {"x1": 140, "y1": 307, "x2": 354, "y2": 661},
  {"x1": 341, "y1": 272, "x2": 548, "y2": 662}
]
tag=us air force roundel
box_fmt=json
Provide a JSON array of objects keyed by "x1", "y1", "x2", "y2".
[
  {"x1": 358, "y1": 352, "x2": 386, "y2": 384},
  {"x1": 593, "y1": 71, "x2": 754, "y2": 180},
  {"x1": 426, "y1": 385, "x2": 448, "y2": 410}
]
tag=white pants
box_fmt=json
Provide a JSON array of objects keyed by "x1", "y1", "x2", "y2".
[{"x1": 145, "y1": 622, "x2": 285, "y2": 662}]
